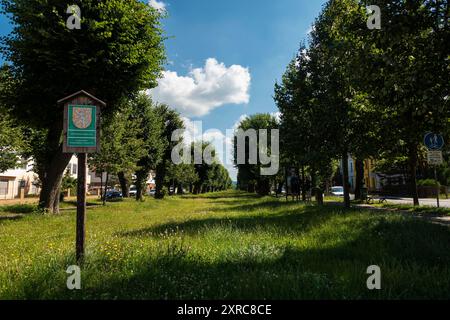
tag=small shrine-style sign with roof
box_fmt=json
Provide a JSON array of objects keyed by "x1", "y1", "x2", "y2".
[{"x1": 59, "y1": 90, "x2": 105, "y2": 154}]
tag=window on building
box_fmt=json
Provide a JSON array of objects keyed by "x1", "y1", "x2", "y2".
[
  {"x1": 0, "y1": 180, "x2": 8, "y2": 196},
  {"x1": 72, "y1": 164, "x2": 77, "y2": 175}
]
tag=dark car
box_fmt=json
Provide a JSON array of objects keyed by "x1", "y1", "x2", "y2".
[{"x1": 103, "y1": 190, "x2": 123, "y2": 201}]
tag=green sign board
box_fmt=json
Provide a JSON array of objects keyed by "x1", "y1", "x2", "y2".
[{"x1": 67, "y1": 105, "x2": 97, "y2": 148}]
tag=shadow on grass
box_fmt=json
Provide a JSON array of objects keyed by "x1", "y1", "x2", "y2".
[
  {"x1": 0, "y1": 204, "x2": 36, "y2": 214},
  {"x1": 0, "y1": 214, "x2": 24, "y2": 221},
  {"x1": 181, "y1": 192, "x2": 260, "y2": 200},
  {"x1": 12, "y1": 216, "x2": 450, "y2": 300},
  {"x1": 5, "y1": 192, "x2": 450, "y2": 299},
  {"x1": 120, "y1": 202, "x2": 337, "y2": 238}
]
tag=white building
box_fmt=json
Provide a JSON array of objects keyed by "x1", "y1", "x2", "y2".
[
  {"x1": 339, "y1": 155, "x2": 355, "y2": 191},
  {"x1": 0, "y1": 160, "x2": 40, "y2": 200},
  {"x1": 0, "y1": 155, "x2": 90, "y2": 200}
]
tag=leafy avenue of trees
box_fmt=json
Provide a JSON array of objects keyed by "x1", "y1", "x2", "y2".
[
  {"x1": 0, "y1": 0, "x2": 231, "y2": 212},
  {"x1": 232, "y1": 1, "x2": 449, "y2": 207},
  {"x1": 272, "y1": 0, "x2": 449, "y2": 207},
  {"x1": 1, "y1": 0, "x2": 448, "y2": 210}
]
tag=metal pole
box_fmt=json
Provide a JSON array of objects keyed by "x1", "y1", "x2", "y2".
[
  {"x1": 435, "y1": 166, "x2": 440, "y2": 208},
  {"x1": 76, "y1": 153, "x2": 87, "y2": 263}
]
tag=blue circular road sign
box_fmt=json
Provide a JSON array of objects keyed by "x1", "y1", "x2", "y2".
[{"x1": 424, "y1": 133, "x2": 445, "y2": 150}]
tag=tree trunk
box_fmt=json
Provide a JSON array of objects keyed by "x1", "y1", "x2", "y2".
[
  {"x1": 342, "y1": 152, "x2": 351, "y2": 208},
  {"x1": 135, "y1": 169, "x2": 146, "y2": 201},
  {"x1": 354, "y1": 159, "x2": 364, "y2": 200},
  {"x1": 100, "y1": 171, "x2": 103, "y2": 199},
  {"x1": 408, "y1": 143, "x2": 420, "y2": 206},
  {"x1": 177, "y1": 183, "x2": 184, "y2": 195},
  {"x1": 103, "y1": 172, "x2": 109, "y2": 206},
  {"x1": 118, "y1": 171, "x2": 129, "y2": 198},
  {"x1": 38, "y1": 151, "x2": 73, "y2": 214},
  {"x1": 155, "y1": 162, "x2": 166, "y2": 199}
]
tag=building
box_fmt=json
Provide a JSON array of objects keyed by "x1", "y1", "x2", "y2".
[
  {"x1": 363, "y1": 159, "x2": 382, "y2": 192},
  {"x1": 0, "y1": 159, "x2": 40, "y2": 200},
  {"x1": 339, "y1": 155, "x2": 382, "y2": 193},
  {"x1": 89, "y1": 170, "x2": 156, "y2": 195},
  {"x1": 339, "y1": 155, "x2": 355, "y2": 191},
  {"x1": 1, "y1": 155, "x2": 91, "y2": 200}
]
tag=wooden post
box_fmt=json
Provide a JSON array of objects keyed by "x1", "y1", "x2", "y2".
[
  {"x1": 76, "y1": 153, "x2": 87, "y2": 263},
  {"x1": 59, "y1": 90, "x2": 105, "y2": 264},
  {"x1": 20, "y1": 188, "x2": 25, "y2": 202},
  {"x1": 435, "y1": 167, "x2": 440, "y2": 208}
]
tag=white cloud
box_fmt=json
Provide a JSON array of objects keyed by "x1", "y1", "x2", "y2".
[
  {"x1": 148, "y1": 0, "x2": 166, "y2": 11},
  {"x1": 149, "y1": 58, "x2": 251, "y2": 117}
]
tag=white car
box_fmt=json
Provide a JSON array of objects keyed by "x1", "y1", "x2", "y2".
[
  {"x1": 331, "y1": 186, "x2": 344, "y2": 197},
  {"x1": 129, "y1": 185, "x2": 137, "y2": 197}
]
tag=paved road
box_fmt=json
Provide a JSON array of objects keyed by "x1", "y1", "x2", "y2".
[{"x1": 383, "y1": 196, "x2": 450, "y2": 208}]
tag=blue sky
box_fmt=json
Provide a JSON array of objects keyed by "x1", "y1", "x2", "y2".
[
  {"x1": 156, "y1": 0, "x2": 326, "y2": 127},
  {"x1": 0, "y1": 0, "x2": 327, "y2": 179},
  {"x1": 151, "y1": 0, "x2": 327, "y2": 179}
]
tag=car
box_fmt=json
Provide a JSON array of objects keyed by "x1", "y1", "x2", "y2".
[
  {"x1": 331, "y1": 186, "x2": 344, "y2": 197},
  {"x1": 148, "y1": 189, "x2": 156, "y2": 196},
  {"x1": 103, "y1": 190, "x2": 123, "y2": 201},
  {"x1": 129, "y1": 185, "x2": 137, "y2": 197}
]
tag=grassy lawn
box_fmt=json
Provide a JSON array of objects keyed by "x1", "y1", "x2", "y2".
[{"x1": 1, "y1": 190, "x2": 450, "y2": 299}]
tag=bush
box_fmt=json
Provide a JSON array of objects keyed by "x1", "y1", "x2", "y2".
[{"x1": 417, "y1": 179, "x2": 440, "y2": 187}]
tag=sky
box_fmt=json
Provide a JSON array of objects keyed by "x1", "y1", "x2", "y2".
[{"x1": 0, "y1": 0, "x2": 328, "y2": 180}]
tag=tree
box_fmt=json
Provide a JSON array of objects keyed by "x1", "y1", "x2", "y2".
[
  {"x1": 166, "y1": 163, "x2": 199, "y2": 195},
  {"x1": 0, "y1": 0, "x2": 166, "y2": 213},
  {"x1": 355, "y1": 0, "x2": 450, "y2": 205},
  {"x1": 275, "y1": 47, "x2": 337, "y2": 201},
  {"x1": 0, "y1": 66, "x2": 28, "y2": 173},
  {"x1": 60, "y1": 168, "x2": 77, "y2": 201},
  {"x1": 90, "y1": 99, "x2": 146, "y2": 203},
  {"x1": 154, "y1": 105, "x2": 185, "y2": 199},
  {"x1": 0, "y1": 107, "x2": 27, "y2": 173},
  {"x1": 132, "y1": 94, "x2": 165, "y2": 201},
  {"x1": 234, "y1": 113, "x2": 279, "y2": 196}
]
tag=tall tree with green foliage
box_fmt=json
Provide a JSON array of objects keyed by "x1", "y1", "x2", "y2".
[
  {"x1": 132, "y1": 94, "x2": 165, "y2": 201},
  {"x1": 165, "y1": 163, "x2": 199, "y2": 195},
  {"x1": 0, "y1": 66, "x2": 28, "y2": 173},
  {"x1": 234, "y1": 113, "x2": 279, "y2": 196},
  {"x1": 89, "y1": 100, "x2": 146, "y2": 203},
  {"x1": 0, "y1": 0, "x2": 166, "y2": 213},
  {"x1": 355, "y1": 0, "x2": 450, "y2": 205},
  {"x1": 154, "y1": 105, "x2": 185, "y2": 199}
]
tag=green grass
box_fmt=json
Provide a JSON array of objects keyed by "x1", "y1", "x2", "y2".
[
  {"x1": 368, "y1": 203, "x2": 450, "y2": 216},
  {"x1": 0, "y1": 204, "x2": 36, "y2": 214},
  {"x1": 1, "y1": 190, "x2": 450, "y2": 299}
]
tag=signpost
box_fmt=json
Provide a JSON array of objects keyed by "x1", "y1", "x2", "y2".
[
  {"x1": 59, "y1": 90, "x2": 105, "y2": 263},
  {"x1": 424, "y1": 132, "x2": 444, "y2": 150},
  {"x1": 424, "y1": 133, "x2": 445, "y2": 208}
]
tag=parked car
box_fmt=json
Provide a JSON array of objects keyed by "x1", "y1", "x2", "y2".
[
  {"x1": 129, "y1": 185, "x2": 137, "y2": 197},
  {"x1": 104, "y1": 190, "x2": 123, "y2": 201},
  {"x1": 148, "y1": 189, "x2": 156, "y2": 196},
  {"x1": 331, "y1": 186, "x2": 344, "y2": 197}
]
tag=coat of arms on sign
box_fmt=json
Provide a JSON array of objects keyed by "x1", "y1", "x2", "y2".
[{"x1": 73, "y1": 107, "x2": 92, "y2": 129}]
